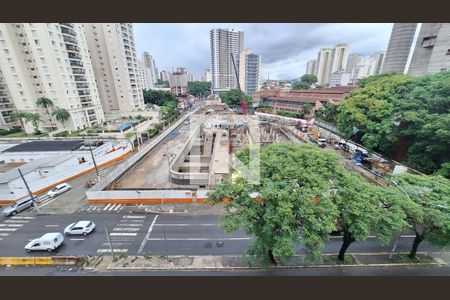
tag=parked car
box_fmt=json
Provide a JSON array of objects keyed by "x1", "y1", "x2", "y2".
[
  {"x1": 47, "y1": 183, "x2": 71, "y2": 198},
  {"x1": 64, "y1": 220, "x2": 96, "y2": 236},
  {"x1": 317, "y1": 138, "x2": 327, "y2": 148},
  {"x1": 25, "y1": 232, "x2": 64, "y2": 252},
  {"x1": 2, "y1": 196, "x2": 35, "y2": 217}
]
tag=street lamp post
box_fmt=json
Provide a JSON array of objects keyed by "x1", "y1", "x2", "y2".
[{"x1": 88, "y1": 145, "x2": 100, "y2": 181}]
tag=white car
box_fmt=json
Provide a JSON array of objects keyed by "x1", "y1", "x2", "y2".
[
  {"x1": 25, "y1": 232, "x2": 64, "y2": 252},
  {"x1": 64, "y1": 220, "x2": 96, "y2": 236},
  {"x1": 47, "y1": 183, "x2": 71, "y2": 198}
]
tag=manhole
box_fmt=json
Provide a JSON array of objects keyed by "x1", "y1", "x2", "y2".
[
  {"x1": 204, "y1": 242, "x2": 213, "y2": 248},
  {"x1": 216, "y1": 241, "x2": 224, "y2": 248}
]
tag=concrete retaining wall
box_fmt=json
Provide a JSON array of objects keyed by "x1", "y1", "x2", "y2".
[
  {"x1": 87, "y1": 189, "x2": 211, "y2": 204},
  {"x1": 0, "y1": 256, "x2": 77, "y2": 266}
]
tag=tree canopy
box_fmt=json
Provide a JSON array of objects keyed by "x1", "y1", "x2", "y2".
[
  {"x1": 208, "y1": 143, "x2": 406, "y2": 265},
  {"x1": 337, "y1": 71, "x2": 450, "y2": 177},
  {"x1": 388, "y1": 173, "x2": 450, "y2": 258},
  {"x1": 292, "y1": 74, "x2": 318, "y2": 90},
  {"x1": 187, "y1": 81, "x2": 211, "y2": 97},
  {"x1": 143, "y1": 89, "x2": 177, "y2": 106},
  {"x1": 219, "y1": 89, "x2": 252, "y2": 107}
]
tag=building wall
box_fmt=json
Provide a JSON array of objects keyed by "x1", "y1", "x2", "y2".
[
  {"x1": 381, "y1": 23, "x2": 418, "y2": 74},
  {"x1": 408, "y1": 23, "x2": 450, "y2": 75},
  {"x1": 84, "y1": 23, "x2": 144, "y2": 113},
  {"x1": 201, "y1": 69, "x2": 212, "y2": 82},
  {"x1": 210, "y1": 29, "x2": 244, "y2": 93},
  {"x1": 306, "y1": 59, "x2": 317, "y2": 75},
  {"x1": 0, "y1": 23, "x2": 105, "y2": 133},
  {"x1": 331, "y1": 43, "x2": 349, "y2": 73},
  {"x1": 316, "y1": 48, "x2": 334, "y2": 85},
  {"x1": 329, "y1": 71, "x2": 351, "y2": 86},
  {"x1": 0, "y1": 69, "x2": 17, "y2": 130}
]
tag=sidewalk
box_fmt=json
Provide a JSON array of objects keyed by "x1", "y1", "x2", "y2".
[{"x1": 89, "y1": 252, "x2": 448, "y2": 271}]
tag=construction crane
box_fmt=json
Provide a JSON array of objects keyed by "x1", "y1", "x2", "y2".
[{"x1": 230, "y1": 53, "x2": 247, "y2": 114}]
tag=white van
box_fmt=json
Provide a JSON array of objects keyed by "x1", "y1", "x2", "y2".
[{"x1": 25, "y1": 232, "x2": 64, "y2": 252}]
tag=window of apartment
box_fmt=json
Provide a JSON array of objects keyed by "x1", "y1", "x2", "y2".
[
  {"x1": 46, "y1": 74, "x2": 51, "y2": 81},
  {"x1": 37, "y1": 48, "x2": 43, "y2": 55},
  {"x1": 422, "y1": 36, "x2": 437, "y2": 48},
  {"x1": 10, "y1": 66, "x2": 16, "y2": 72},
  {"x1": 31, "y1": 30, "x2": 37, "y2": 38},
  {"x1": 40, "y1": 57, "x2": 45, "y2": 64},
  {"x1": 4, "y1": 49, "x2": 9, "y2": 55},
  {"x1": 57, "y1": 58, "x2": 61, "y2": 64},
  {"x1": 52, "y1": 41, "x2": 56, "y2": 46},
  {"x1": 34, "y1": 40, "x2": 39, "y2": 46},
  {"x1": 43, "y1": 66, "x2": 48, "y2": 73},
  {"x1": 0, "y1": 40, "x2": 6, "y2": 47},
  {"x1": 446, "y1": 49, "x2": 450, "y2": 55},
  {"x1": 7, "y1": 57, "x2": 13, "y2": 64}
]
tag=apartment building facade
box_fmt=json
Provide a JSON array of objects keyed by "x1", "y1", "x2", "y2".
[
  {"x1": 84, "y1": 23, "x2": 144, "y2": 113},
  {"x1": 239, "y1": 49, "x2": 261, "y2": 95},
  {"x1": 210, "y1": 28, "x2": 244, "y2": 94},
  {"x1": 0, "y1": 69, "x2": 17, "y2": 130},
  {"x1": 0, "y1": 23, "x2": 105, "y2": 134}
]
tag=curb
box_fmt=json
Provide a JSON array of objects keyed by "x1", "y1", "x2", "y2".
[
  {"x1": 0, "y1": 256, "x2": 78, "y2": 266},
  {"x1": 105, "y1": 262, "x2": 444, "y2": 271}
]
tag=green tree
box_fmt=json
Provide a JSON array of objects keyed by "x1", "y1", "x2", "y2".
[
  {"x1": 187, "y1": 81, "x2": 211, "y2": 97},
  {"x1": 302, "y1": 103, "x2": 313, "y2": 115},
  {"x1": 292, "y1": 81, "x2": 310, "y2": 90},
  {"x1": 209, "y1": 144, "x2": 344, "y2": 265},
  {"x1": 36, "y1": 97, "x2": 55, "y2": 131},
  {"x1": 389, "y1": 173, "x2": 450, "y2": 259},
  {"x1": 338, "y1": 71, "x2": 450, "y2": 176},
  {"x1": 219, "y1": 89, "x2": 252, "y2": 107},
  {"x1": 331, "y1": 170, "x2": 409, "y2": 261},
  {"x1": 300, "y1": 74, "x2": 318, "y2": 85},
  {"x1": 11, "y1": 111, "x2": 30, "y2": 130},
  {"x1": 25, "y1": 113, "x2": 42, "y2": 133},
  {"x1": 52, "y1": 108, "x2": 71, "y2": 129},
  {"x1": 316, "y1": 104, "x2": 339, "y2": 124},
  {"x1": 143, "y1": 89, "x2": 177, "y2": 106}
]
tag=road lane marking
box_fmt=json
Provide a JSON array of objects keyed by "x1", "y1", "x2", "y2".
[
  {"x1": 102, "y1": 242, "x2": 131, "y2": 247},
  {"x1": 103, "y1": 204, "x2": 112, "y2": 211},
  {"x1": 112, "y1": 228, "x2": 140, "y2": 232},
  {"x1": 0, "y1": 224, "x2": 23, "y2": 227},
  {"x1": 138, "y1": 215, "x2": 159, "y2": 255},
  {"x1": 114, "y1": 204, "x2": 122, "y2": 211},
  {"x1": 11, "y1": 216, "x2": 34, "y2": 219},
  {"x1": 120, "y1": 219, "x2": 144, "y2": 223},
  {"x1": 147, "y1": 237, "x2": 251, "y2": 241},
  {"x1": 110, "y1": 233, "x2": 137, "y2": 236},
  {"x1": 154, "y1": 224, "x2": 217, "y2": 226},
  {"x1": 123, "y1": 215, "x2": 145, "y2": 219},
  {"x1": 0, "y1": 228, "x2": 17, "y2": 231},
  {"x1": 0, "y1": 233, "x2": 9, "y2": 236},
  {"x1": 117, "y1": 223, "x2": 142, "y2": 227},
  {"x1": 108, "y1": 204, "x2": 117, "y2": 211},
  {"x1": 4, "y1": 220, "x2": 29, "y2": 223},
  {"x1": 45, "y1": 225, "x2": 59, "y2": 227},
  {"x1": 39, "y1": 196, "x2": 60, "y2": 207},
  {"x1": 70, "y1": 238, "x2": 85, "y2": 241},
  {"x1": 97, "y1": 249, "x2": 128, "y2": 253}
]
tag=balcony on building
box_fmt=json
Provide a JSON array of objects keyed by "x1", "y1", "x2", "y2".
[
  {"x1": 78, "y1": 90, "x2": 90, "y2": 96},
  {"x1": 68, "y1": 52, "x2": 82, "y2": 60},
  {"x1": 65, "y1": 44, "x2": 80, "y2": 53},
  {"x1": 72, "y1": 68, "x2": 85, "y2": 75},
  {"x1": 76, "y1": 82, "x2": 89, "y2": 89},
  {"x1": 74, "y1": 75, "x2": 87, "y2": 82},
  {"x1": 60, "y1": 23, "x2": 74, "y2": 29},
  {"x1": 63, "y1": 35, "x2": 78, "y2": 45},
  {"x1": 61, "y1": 26, "x2": 77, "y2": 37},
  {"x1": 70, "y1": 60, "x2": 83, "y2": 67}
]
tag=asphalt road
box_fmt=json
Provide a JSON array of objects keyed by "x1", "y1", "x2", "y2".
[
  {"x1": 1, "y1": 264, "x2": 449, "y2": 276},
  {"x1": 0, "y1": 213, "x2": 443, "y2": 257}
]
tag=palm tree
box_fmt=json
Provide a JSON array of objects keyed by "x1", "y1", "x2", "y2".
[
  {"x1": 36, "y1": 97, "x2": 54, "y2": 131},
  {"x1": 25, "y1": 113, "x2": 42, "y2": 133},
  {"x1": 52, "y1": 108, "x2": 70, "y2": 129},
  {"x1": 11, "y1": 111, "x2": 30, "y2": 130}
]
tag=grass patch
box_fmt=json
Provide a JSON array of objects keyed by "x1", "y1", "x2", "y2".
[
  {"x1": 322, "y1": 255, "x2": 356, "y2": 265},
  {"x1": 390, "y1": 254, "x2": 428, "y2": 264}
]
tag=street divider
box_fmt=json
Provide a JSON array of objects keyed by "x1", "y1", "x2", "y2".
[{"x1": 0, "y1": 256, "x2": 78, "y2": 266}]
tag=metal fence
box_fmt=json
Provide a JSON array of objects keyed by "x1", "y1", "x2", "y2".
[{"x1": 88, "y1": 106, "x2": 202, "y2": 192}]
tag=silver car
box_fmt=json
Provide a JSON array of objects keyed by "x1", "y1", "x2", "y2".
[{"x1": 2, "y1": 197, "x2": 35, "y2": 217}]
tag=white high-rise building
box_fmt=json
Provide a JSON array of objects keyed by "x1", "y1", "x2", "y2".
[
  {"x1": 316, "y1": 48, "x2": 334, "y2": 85},
  {"x1": 346, "y1": 53, "x2": 362, "y2": 73},
  {"x1": 210, "y1": 28, "x2": 244, "y2": 94},
  {"x1": 331, "y1": 43, "x2": 349, "y2": 73},
  {"x1": 84, "y1": 23, "x2": 144, "y2": 113},
  {"x1": 160, "y1": 70, "x2": 170, "y2": 82},
  {"x1": 306, "y1": 59, "x2": 317, "y2": 75},
  {"x1": 348, "y1": 51, "x2": 385, "y2": 84},
  {"x1": 0, "y1": 69, "x2": 18, "y2": 130},
  {"x1": 137, "y1": 59, "x2": 152, "y2": 90},
  {"x1": 142, "y1": 52, "x2": 158, "y2": 84},
  {"x1": 239, "y1": 49, "x2": 261, "y2": 95},
  {"x1": 0, "y1": 23, "x2": 105, "y2": 133},
  {"x1": 201, "y1": 69, "x2": 212, "y2": 82}
]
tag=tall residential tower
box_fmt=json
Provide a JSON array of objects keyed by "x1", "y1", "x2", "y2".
[{"x1": 210, "y1": 28, "x2": 244, "y2": 94}]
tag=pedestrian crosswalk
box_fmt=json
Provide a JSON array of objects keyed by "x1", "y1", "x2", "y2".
[
  {"x1": 96, "y1": 215, "x2": 146, "y2": 254},
  {"x1": 81, "y1": 203, "x2": 128, "y2": 213},
  {"x1": 0, "y1": 216, "x2": 34, "y2": 241}
]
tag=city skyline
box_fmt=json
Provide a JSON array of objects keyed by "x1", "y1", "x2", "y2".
[{"x1": 133, "y1": 23, "x2": 393, "y2": 80}]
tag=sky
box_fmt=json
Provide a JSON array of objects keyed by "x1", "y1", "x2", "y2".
[{"x1": 133, "y1": 23, "x2": 393, "y2": 80}]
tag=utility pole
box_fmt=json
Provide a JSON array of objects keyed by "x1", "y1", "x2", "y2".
[
  {"x1": 18, "y1": 168, "x2": 39, "y2": 213},
  {"x1": 104, "y1": 224, "x2": 115, "y2": 261},
  {"x1": 88, "y1": 145, "x2": 100, "y2": 181}
]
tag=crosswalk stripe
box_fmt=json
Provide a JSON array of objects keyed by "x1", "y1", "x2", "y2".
[
  {"x1": 97, "y1": 249, "x2": 128, "y2": 253},
  {"x1": 112, "y1": 228, "x2": 140, "y2": 232},
  {"x1": 102, "y1": 242, "x2": 131, "y2": 247},
  {"x1": 108, "y1": 204, "x2": 117, "y2": 211},
  {"x1": 0, "y1": 238, "x2": 3, "y2": 241},
  {"x1": 122, "y1": 215, "x2": 145, "y2": 219},
  {"x1": 114, "y1": 204, "x2": 122, "y2": 211},
  {"x1": 11, "y1": 216, "x2": 34, "y2": 219},
  {"x1": 0, "y1": 224, "x2": 23, "y2": 227},
  {"x1": 87, "y1": 206, "x2": 93, "y2": 212},
  {"x1": 0, "y1": 228, "x2": 17, "y2": 231},
  {"x1": 0, "y1": 233, "x2": 9, "y2": 236},
  {"x1": 103, "y1": 204, "x2": 112, "y2": 211},
  {"x1": 4, "y1": 220, "x2": 29, "y2": 223},
  {"x1": 117, "y1": 223, "x2": 142, "y2": 227},
  {"x1": 120, "y1": 219, "x2": 144, "y2": 223},
  {"x1": 110, "y1": 233, "x2": 137, "y2": 236}
]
